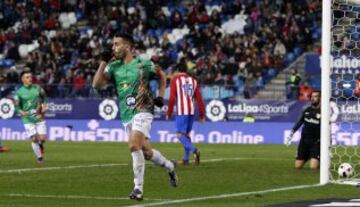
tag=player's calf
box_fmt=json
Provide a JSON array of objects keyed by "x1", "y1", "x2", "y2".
[
  {"x1": 194, "y1": 149, "x2": 200, "y2": 165},
  {"x1": 168, "y1": 160, "x2": 178, "y2": 187}
]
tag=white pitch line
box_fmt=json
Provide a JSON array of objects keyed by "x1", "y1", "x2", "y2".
[
  {"x1": 3, "y1": 193, "x2": 168, "y2": 201},
  {"x1": 125, "y1": 184, "x2": 322, "y2": 207},
  {"x1": 0, "y1": 157, "x2": 290, "y2": 174},
  {"x1": 201, "y1": 157, "x2": 291, "y2": 163},
  {"x1": 0, "y1": 163, "x2": 128, "y2": 174}
]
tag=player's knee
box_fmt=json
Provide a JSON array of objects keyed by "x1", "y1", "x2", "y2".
[
  {"x1": 128, "y1": 144, "x2": 141, "y2": 152},
  {"x1": 31, "y1": 136, "x2": 38, "y2": 142},
  {"x1": 176, "y1": 133, "x2": 182, "y2": 138},
  {"x1": 143, "y1": 150, "x2": 153, "y2": 160},
  {"x1": 310, "y1": 165, "x2": 319, "y2": 170},
  {"x1": 39, "y1": 135, "x2": 46, "y2": 142},
  {"x1": 294, "y1": 161, "x2": 304, "y2": 170},
  {"x1": 184, "y1": 145, "x2": 192, "y2": 151}
]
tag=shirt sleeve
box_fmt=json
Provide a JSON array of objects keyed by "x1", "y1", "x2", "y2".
[
  {"x1": 292, "y1": 108, "x2": 305, "y2": 132},
  {"x1": 194, "y1": 80, "x2": 205, "y2": 119},
  {"x1": 13, "y1": 92, "x2": 21, "y2": 112},
  {"x1": 39, "y1": 86, "x2": 47, "y2": 103},
  {"x1": 142, "y1": 59, "x2": 156, "y2": 75},
  {"x1": 104, "y1": 64, "x2": 113, "y2": 79},
  {"x1": 167, "y1": 77, "x2": 177, "y2": 117}
]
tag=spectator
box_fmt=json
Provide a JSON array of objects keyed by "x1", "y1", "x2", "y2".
[
  {"x1": 299, "y1": 82, "x2": 313, "y2": 101},
  {"x1": 286, "y1": 69, "x2": 302, "y2": 99},
  {"x1": 72, "y1": 72, "x2": 86, "y2": 97},
  {"x1": 6, "y1": 66, "x2": 18, "y2": 83},
  {"x1": 0, "y1": 0, "x2": 321, "y2": 99}
]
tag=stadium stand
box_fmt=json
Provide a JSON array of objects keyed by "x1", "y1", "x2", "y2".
[{"x1": 0, "y1": 0, "x2": 321, "y2": 99}]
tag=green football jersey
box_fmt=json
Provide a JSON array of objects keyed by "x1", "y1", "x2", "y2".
[
  {"x1": 14, "y1": 84, "x2": 46, "y2": 124},
  {"x1": 105, "y1": 57, "x2": 156, "y2": 123}
]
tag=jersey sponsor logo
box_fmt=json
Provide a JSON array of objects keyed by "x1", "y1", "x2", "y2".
[
  {"x1": 0, "y1": 98, "x2": 15, "y2": 119},
  {"x1": 125, "y1": 95, "x2": 136, "y2": 108},
  {"x1": 206, "y1": 100, "x2": 226, "y2": 122},
  {"x1": 98, "y1": 99, "x2": 118, "y2": 120},
  {"x1": 304, "y1": 117, "x2": 320, "y2": 124}
]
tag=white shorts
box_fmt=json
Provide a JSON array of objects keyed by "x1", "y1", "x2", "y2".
[
  {"x1": 123, "y1": 112, "x2": 153, "y2": 139},
  {"x1": 24, "y1": 121, "x2": 47, "y2": 139}
]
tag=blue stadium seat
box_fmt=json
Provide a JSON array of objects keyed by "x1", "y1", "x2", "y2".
[
  {"x1": 202, "y1": 86, "x2": 220, "y2": 99},
  {"x1": 284, "y1": 52, "x2": 295, "y2": 65},
  {"x1": 220, "y1": 86, "x2": 235, "y2": 98},
  {"x1": 75, "y1": 10, "x2": 84, "y2": 20},
  {"x1": 178, "y1": 6, "x2": 188, "y2": 16},
  {"x1": 4, "y1": 59, "x2": 15, "y2": 67},
  {"x1": 155, "y1": 29, "x2": 164, "y2": 39},
  {"x1": 311, "y1": 28, "x2": 321, "y2": 40},
  {"x1": 147, "y1": 29, "x2": 156, "y2": 37},
  {"x1": 351, "y1": 33, "x2": 360, "y2": 41},
  {"x1": 0, "y1": 59, "x2": 5, "y2": 67},
  {"x1": 293, "y1": 47, "x2": 303, "y2": 57}
]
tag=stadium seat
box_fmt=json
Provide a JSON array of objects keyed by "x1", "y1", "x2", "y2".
[
  {"x1": 284, "y1": 52, "x2": 295, "y2": 65},
  {"x1": 293, "y1": 47, "x2": 303, "y2": 57},
  {"x1": 4, "y1": 59, "x2": 15, "y2": 67},
  {"x1": 351, "y1": 33, "x2": 360, "y2": 41}
]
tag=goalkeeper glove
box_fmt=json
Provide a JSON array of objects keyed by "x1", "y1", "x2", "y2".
[
  {"x1": 101, "y1": 50, "x2": 113, "y2": 62},
  {"x1": 153, "y1": 96, "x2": 164, "y2": 107},
  {"x1": 285, "y1": 131, "x2": 294, "y2": 146}
]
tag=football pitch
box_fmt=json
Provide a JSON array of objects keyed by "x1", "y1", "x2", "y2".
[{"x1": 0, "y1": 141, "x2": 358, "y2": 207}]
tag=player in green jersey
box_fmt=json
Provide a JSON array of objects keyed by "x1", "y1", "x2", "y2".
[
  {"x1": 14, "y1": 70, "x2": 47, "y2": 164},
  {"x1": 93, "y1": 33, "x2": 178, "y2": 201}
]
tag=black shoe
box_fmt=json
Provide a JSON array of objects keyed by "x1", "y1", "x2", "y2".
[
  {"x1": 37, "y1": 157, "x2": 44, "y2": 165},
  {"x1": 168, "y1": 160, "x2": 178, "y2": 187},
  {"x1": 129, "y1": 189, "x2": 143, "y2": 201}
]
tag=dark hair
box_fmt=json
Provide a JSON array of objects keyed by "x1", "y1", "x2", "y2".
[
  {"x1": 20, "y1": 69, "x2": 32, "y2": 78},
  {"x1": 176, "y1": 57, "x2": 187, "y2": 73},
  {"x1": 114, "y1": 32, "x2": 134, "y2": 46}
]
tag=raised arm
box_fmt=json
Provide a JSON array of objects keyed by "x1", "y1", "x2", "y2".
[
  {"x1": 93, "y1": 50, "x2": 113, "y2": 89},
  {"x1": 292, "y1": 109, "x2": 305, "y2": 133},
  {"x1": 156, "y1": 65, "x2": 166, "y2": 98},
  {"x1": 92, "y1": 61, "x2": 109, "y2": 90}
]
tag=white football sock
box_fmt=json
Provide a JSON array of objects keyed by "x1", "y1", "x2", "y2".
[
  {"x1": 131, "y1": 150, "x2": 145, "y2": 192},
  {"x1": 31, "y1": 142, "x2": 42, "y2": 159},
  {"x1": 151, "y1": 149, "x2": 174, "y2": 172}
]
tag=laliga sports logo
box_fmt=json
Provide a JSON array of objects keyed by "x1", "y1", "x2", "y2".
[
  {"x1": 206, "y1": 100, "x2": 226, "y2": 122},
  {"x1": 99, "y1": 99, "x2": 118, "y2": 120},
  {"x1": 0, "y1": 98, "x2": 15, "y2": 119}
]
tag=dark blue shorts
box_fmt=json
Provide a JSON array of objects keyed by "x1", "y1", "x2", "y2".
[{"x1": 175, "y1": 115, "x2": 194, "y2": 134}]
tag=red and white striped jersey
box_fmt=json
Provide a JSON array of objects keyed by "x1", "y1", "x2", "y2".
[{"x1": 167, "y1": 73, "x2": 205, "y2": 118}]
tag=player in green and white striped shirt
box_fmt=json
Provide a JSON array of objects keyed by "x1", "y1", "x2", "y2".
[{"x1": 14, "y1": 70, "x2": 47, "y2": 164}]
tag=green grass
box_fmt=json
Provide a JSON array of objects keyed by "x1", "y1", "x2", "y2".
[{"x1": 0, "y1": 141, "x2": 358, "y2": 207}]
